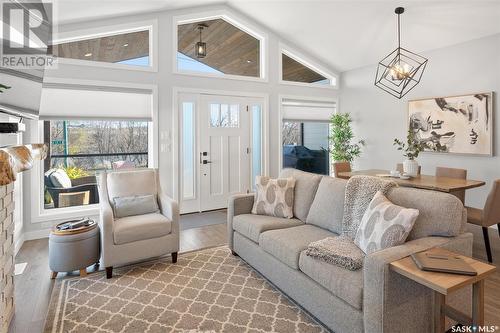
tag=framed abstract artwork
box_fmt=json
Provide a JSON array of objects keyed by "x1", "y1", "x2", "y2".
[{"x1": 408, "y1": 92, "x2": 493, "y2": 156}]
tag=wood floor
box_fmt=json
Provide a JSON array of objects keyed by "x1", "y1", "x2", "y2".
[{"x1": 10, "y1": 217, "x2": 500, "y2": 332}]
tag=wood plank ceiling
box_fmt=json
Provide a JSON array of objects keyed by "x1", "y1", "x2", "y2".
[
  {"x1": 50, "y1": 18, "x2": 328, "y2": 83},
  {"x1": 177, "y1": 19, "x2": 260, "y2": 77},
  {"x1": 50, "y1": 30, "x2": 149, "y2": 64},
  {"x1": 282, "y1": 54, "x2": 327, "y2": 83}
]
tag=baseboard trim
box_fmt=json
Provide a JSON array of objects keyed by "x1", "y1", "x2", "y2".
[{"x1": 24, "y1": 229, "x2": 51, "y2": 241}]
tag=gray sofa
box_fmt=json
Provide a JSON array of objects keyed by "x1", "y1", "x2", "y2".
[{"x1": 227, "y1": 168, "x2": 473, "y2": 333}]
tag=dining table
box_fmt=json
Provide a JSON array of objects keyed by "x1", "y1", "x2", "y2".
[{"x1": 337, "y1": 169, "x2": 485, "y2": 197}]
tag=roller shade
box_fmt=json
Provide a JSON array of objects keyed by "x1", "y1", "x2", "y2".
[
  {"x1": 40, "y1": 84, "x2": 153, "y2": 120},
  {"x1": 282, "y1": 98, "x2": 336, "y2": 121}
]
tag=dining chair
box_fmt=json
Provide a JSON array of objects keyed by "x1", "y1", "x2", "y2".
[
  {"x1": 332, "y1": 161, "x2": 351, "y2": 179},
  {"x1": 466, "y1": 180, "x2": 500, "y2": 263},
  {"x1": 435, "y1": 167, "x2": 467, "y2": 204},
  {"x1": 396, "y1": 163, "x2": 421, "y2": 175}
]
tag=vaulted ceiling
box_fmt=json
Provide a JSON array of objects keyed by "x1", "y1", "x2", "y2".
[{"x1": 50, "y1": 1, "x2": 500, "y2": 72}]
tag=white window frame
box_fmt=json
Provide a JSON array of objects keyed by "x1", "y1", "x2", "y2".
[
  {"x1": 172, "y1": 9, "x2": 268, "y2": 82},
  {"x1": 278, "y1": 94, "x2": 338, "y2": 175},
  {"x1": 279, "y1": 44, "x2": 339, "y2": 89},
  {"x1": 30, "y1": 79, "x2": 158, "y2": 224},
  {"x1": 50, "y1": 19, "x2": 158, "y2": 72}
]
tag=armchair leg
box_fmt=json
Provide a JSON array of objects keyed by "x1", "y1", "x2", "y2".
[
  {"x1": 171, "y1": 252, "x2": 178, "y2": 263},
  {"x1": 482, "y1": 227, "x2": 493, "y2": 263},
  {"x1": 497, "y1": 223, "x2": 500, "y2": 238},
  {"x1": 106, "y1": 266, "x2": 113, "y2": 279}
]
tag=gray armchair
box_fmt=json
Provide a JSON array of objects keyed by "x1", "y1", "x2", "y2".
[{"x1": 98, "y1": 168, "x2": 179, "y2": 278}]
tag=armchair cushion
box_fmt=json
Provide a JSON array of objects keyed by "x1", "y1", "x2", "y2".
[
  {"x1": 113, "y1": 212, "x2": 172, "y2": 245},
  {"x1": 112, "y1": 194, "x2": 159, "y2": 218},
  {"x1": 49, "y1": 169, "x2": 72, "y2": 188},
  {"x1": 107, "y1": 169, "x2": 157, "y2": 200}
]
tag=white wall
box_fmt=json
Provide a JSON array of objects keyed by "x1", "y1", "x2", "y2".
[
  {"x1": 340, "y1": 33, "x2": 500, "y2": 208},
  {"x1": 23, "y1": 4, "x2": 339, "y2": 237}
]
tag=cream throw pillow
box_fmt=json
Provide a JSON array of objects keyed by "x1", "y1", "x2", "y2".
[
  {"x1": 354, "y1": 191, "x2": 419, "y2": 254},
  {"x1": 252, "y1": 176, "x2": 295, "y2": 218}
]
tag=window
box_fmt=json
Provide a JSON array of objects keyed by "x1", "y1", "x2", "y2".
[
  {"x1": 251, "y1": 105, "x2": 262, "y2": 188},
  {"x1": 182, "y1": 102, "x2": 195, "y2": 199},
  {"x1": 209, "y1": 103, "x2": 239, "y2": 127},
  {"x1": 50, "y1": 30, "x2": 150, "y2": 67},
  {"x1": 43, "y1": 120, "x2": 149, "y2": 209},
  {"x1": 280, "y1": 49, "x2": 337, "y2": 87},
  {"x1": 177, "y1": 18, "x2": 261, "y2": 78},
  {"x1": 282, "y1": 121, "x2": 330, "y2": 175}
]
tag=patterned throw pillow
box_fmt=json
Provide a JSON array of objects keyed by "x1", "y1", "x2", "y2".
[
  {"x1": 252, "y1": 176, "x2": 295, "y2": 218},
  {"x1": 354, "y1": 191, "x2": 419, "y2": 254}
]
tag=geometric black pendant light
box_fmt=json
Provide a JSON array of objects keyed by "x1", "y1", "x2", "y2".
[
  {"x1": 195, "y1": 23, "x2": 208, "y2": 58},
  {"x1": 375, "y1": 7, "x2": 428, "y2": 99}
]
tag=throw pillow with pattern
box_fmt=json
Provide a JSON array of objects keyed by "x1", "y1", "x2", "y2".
[
  {"x1": 354, "y1": 191, "x2": 419, "y2": 254},
  {"x1": 252, "y1": 176, "x2": 295, "y2": 218}
]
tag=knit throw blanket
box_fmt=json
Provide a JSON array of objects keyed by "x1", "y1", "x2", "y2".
[
  {"x1": 306, "y1": 235, "x2": 365, "y2": 270},
  {"x1": 342, "y1": 175, "x2": 397, "y2": 239}
]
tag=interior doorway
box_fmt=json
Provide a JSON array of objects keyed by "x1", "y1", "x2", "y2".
[{"x1": 178, "y1": 92, "x2": 264, "y2": 214}]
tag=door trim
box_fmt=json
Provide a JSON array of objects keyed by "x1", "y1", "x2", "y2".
[{"x1": 173, "y1": 87, "x2": 269, "y2": 213}]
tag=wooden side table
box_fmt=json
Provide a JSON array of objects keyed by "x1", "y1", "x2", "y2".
[{"x1": 390, "y1": 248, "x2": 496, "y2": 333}]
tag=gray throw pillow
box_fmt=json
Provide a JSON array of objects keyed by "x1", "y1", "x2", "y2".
[
  {"x1": 113, "y1": 194, "x2": 159, "y2": 218},
  {"x1": 354, "y1": 191, "x2": 419, "y2": 254},
  {"x1": 252, "y1": 176, "x2": 295, "y2": 218},
  {"x1": 49, "y1": 169, "x2": 72, "y2": 188}
]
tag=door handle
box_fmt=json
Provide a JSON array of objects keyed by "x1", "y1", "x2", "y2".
[{"x1": 202, "y1": 160, "x2": 212, "y2": 164}]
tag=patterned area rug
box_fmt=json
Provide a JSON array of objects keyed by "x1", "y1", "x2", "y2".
[{"x1": 44, "y1": 246, "x2": 327, "y2": 333}]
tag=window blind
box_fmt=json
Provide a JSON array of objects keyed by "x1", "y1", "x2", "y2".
[
  {"x1": 282, "y1": 98, "x2": 336, "y2": 121},
  {"x1": 39, "y1": 84, "x2": 153, "y2": 121}
]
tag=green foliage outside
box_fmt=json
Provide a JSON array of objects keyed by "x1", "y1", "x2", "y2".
[
  {"x1": 329, "y1": 113, "x2": 365, "y2": 163},
  {"x1": 393, "y1": 127, "x2": 432, "y2": 160},
  {"x1": 59, "y1": 166, "x2": 89, "y2": 179}
]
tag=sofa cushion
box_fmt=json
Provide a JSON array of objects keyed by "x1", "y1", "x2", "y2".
[
  {"x1": 49, "y1": 169, "x2": 72, "y2": 188},
  {"x1": 252, "y1": 176, "x2": 295, "y2": 218},
  {"x1": 387, "y1": 187, "x2": 465, "y2": 240},
  {"x1": 259, "y1": 224, "x2": 334, "y2": 269},
  {"x1": 114, "y1": 213, "x2": 171, "y2": 245},
  {"x1": 107, "y1": 169, "x2": 157, "y2": 201},
  {"x1": 306, "y1": 176, "x2": 346, "y2": 233},
  {"x1": 279, "y1": 169, "x2": 322, "y2": 222},
  {"x1": 233, "y1": 214, "x2": 303, "y2": 243},
  {"x1": 299, "y1": 251, "x2": 363, "y2": 310}
]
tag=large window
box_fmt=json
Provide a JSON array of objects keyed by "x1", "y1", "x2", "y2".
[
  {"x1": 177, "y1": 18, "x2": 262, "y2": 78},
  {"x1": 50, "y1": 30, "x2": 150, "y2": 68},
  {"x1": 282, "y1": 121, "x2": 330, "y2": 175},
  {"x1": 43, "y1": 120, "x2": 149, "y2": 209}
]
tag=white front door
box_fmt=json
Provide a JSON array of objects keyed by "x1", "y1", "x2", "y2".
[{"x1": 199, "y1": 95, "x2": 250, "y2": 211}]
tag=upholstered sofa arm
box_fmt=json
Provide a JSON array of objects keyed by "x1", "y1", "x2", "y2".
[
  {"x1": 363, "y1": 233, "x2": 473, "y2": 333},
  {"x1": 159, "y1": 193, "x2": 179, "y2": 236},
  {"x1": 97, "y1": 174, "x2": 115, "y2": 267},
  {"x1": 227, "y1": 193, "x2": 255, "y2": 250}
]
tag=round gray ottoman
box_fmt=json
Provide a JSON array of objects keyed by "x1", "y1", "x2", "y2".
[{"x1": 49, "y1": 223, "x2": 100, "y2": 278}]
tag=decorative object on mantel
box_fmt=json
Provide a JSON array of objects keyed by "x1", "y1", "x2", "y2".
[
  {"x1": 394, "y1": 127, "x2": 432, "y2": 177},
  {"x1": 0, "y1": 144, "x2": 48, "y2": 185},
  {"x1": 408, "y1": 92, "x2": 493, "y2": 156},
  {"x1": 0, "y1": 143, "x2": 47, "y2": 332},
  {"x1": 329, "y1": 113, "x2": 365, "y2": 171},
  {"x1": 374, "y1": 7, "x2": 428, "y2": 99}
]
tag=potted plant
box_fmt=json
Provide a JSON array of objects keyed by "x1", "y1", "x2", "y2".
[
  {"x1": 393, "y1": 128, "x2": 428, "y2": 176},
  {"x1": 329, "y1": 112, "x2": 365, "y2": 166}
]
